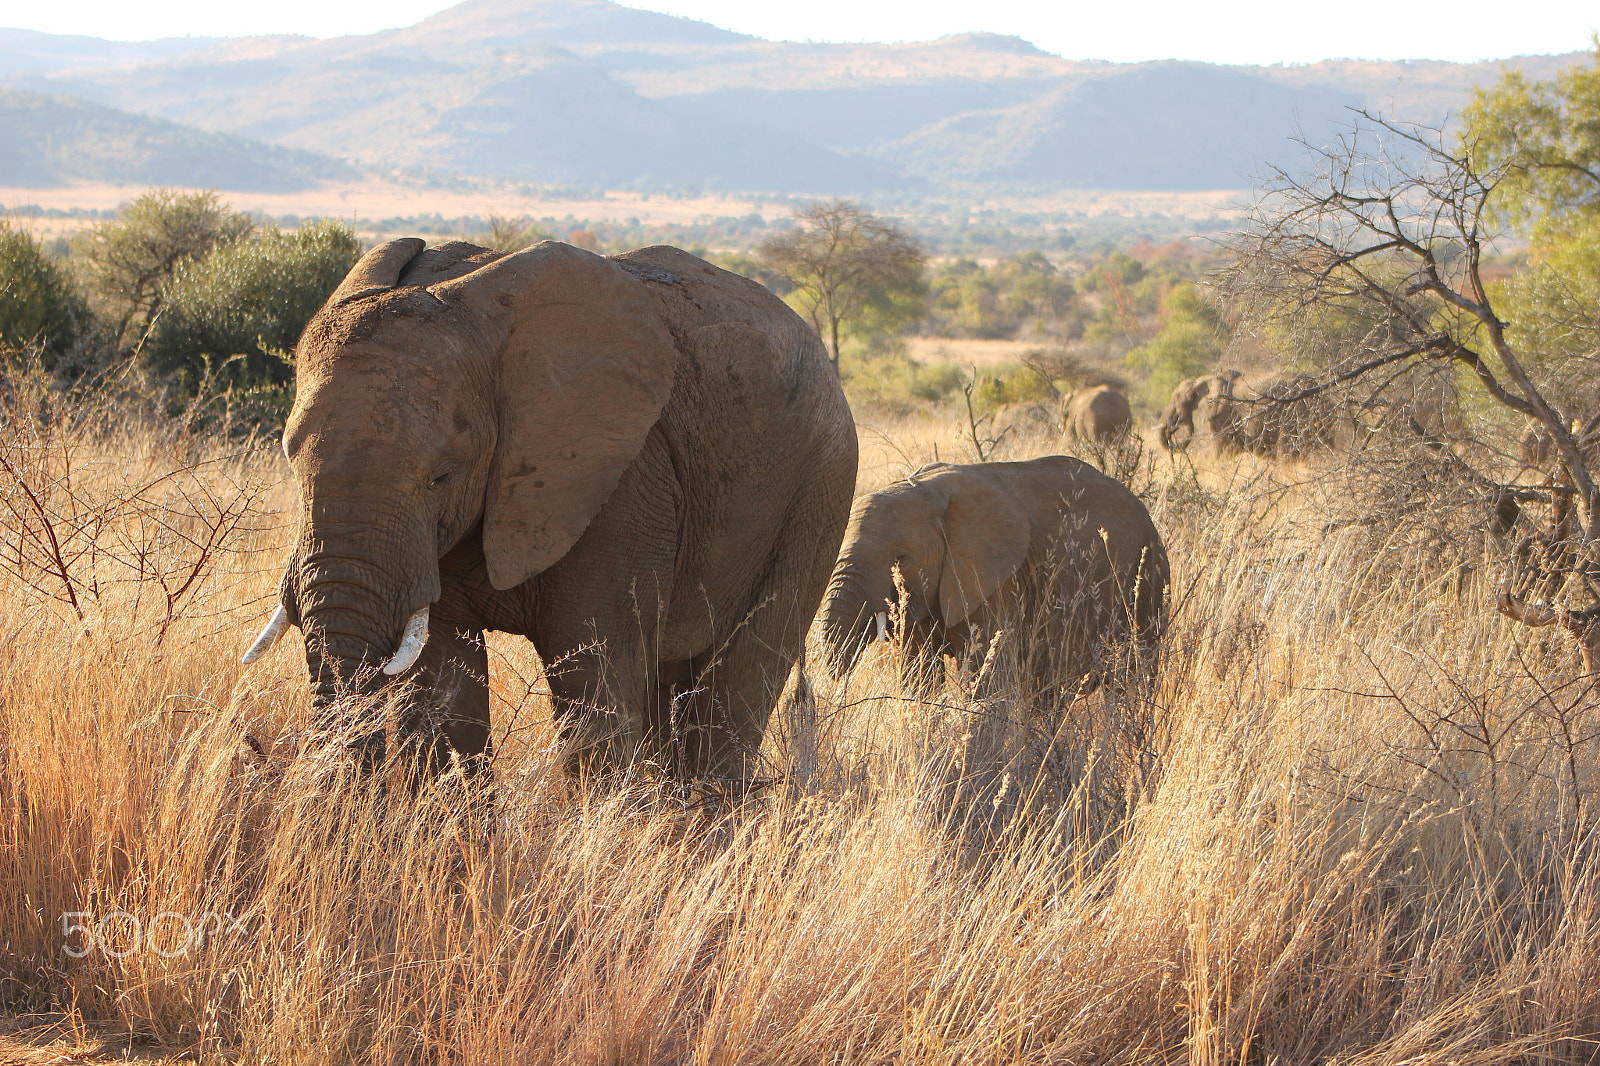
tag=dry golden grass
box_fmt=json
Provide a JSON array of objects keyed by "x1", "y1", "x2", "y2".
[{"x1": 3, "y1": 392, "x2": 1599, "y2": 1065}]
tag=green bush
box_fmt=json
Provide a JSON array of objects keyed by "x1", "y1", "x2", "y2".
[
  {"x1": 842, "y1": 347, "x2": 965, "y2": 414},
  {"x1": 927, "y1": 252, "x2": 1075, "y2": 339},
  {"x1": 73, "y1": 188, "x2": 256, "y2": 351},
  {"x1": 0, "y1": 220, "x2": 90, "y2": 364},
  {"x1": 970, "y1": 365, "x2": 1056, "y2": 414},
  {"x1": 1494, "y1": 214, "x2": 1600, "y2": 412},
  {"x1": 1122, "y1": 283, "x2": 1227, "y2": 404},
  {"x1": 145, "y1": 220, "x2": 361, "y2": 426}
]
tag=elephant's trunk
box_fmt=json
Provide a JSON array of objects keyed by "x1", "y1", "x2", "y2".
[
  {"x1": 1157, "y1": 408, "x2": 1187, "y2": 451},
  {"x1": 292, "y1": 536, "x2": 440, "y2": 711},
  {"x1": 820, "y1": 562, "x2": 887, "y2": 678}
]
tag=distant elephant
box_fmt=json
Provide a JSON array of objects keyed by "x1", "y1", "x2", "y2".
[
  {"x1": 1064, "y1": 385, "x2": 1133, "y2": 444},
  {"x1": 1156, "y1": 372, "x2": 1239, "y2": 451},
  {"x1": 819, "y1": 456, "x2": 1169, "y2": 688},
  {"x1": 1351, "y1": 370, "x2": 1464, "y2": 446},
  {"x1": 1158, "y1": 371, "x2": 1338, "y2": 458},
  {"x1": 1517, "y1": 414, "x2": 1600, "y2": 542},
  {"x1": 241, "y1": 239, "x2": 858, "y2": 782},
  {"x1": 1521, "y1": 418, "x2": 1555, "y2": 467}
]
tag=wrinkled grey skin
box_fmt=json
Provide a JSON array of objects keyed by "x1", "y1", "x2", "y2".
[
  {"x1": 269, "y1": 238, "x2": 857, "y2": 782},
  {"x1": 1158, "y1": 371, "x2": 1339, "y2": 458},
  {"x1": 1064, "y1": 386, "x2": 1132, "y2": 445},
  {"x1": 820, "y1": 456, "x2": 1168, "y2": 689}
]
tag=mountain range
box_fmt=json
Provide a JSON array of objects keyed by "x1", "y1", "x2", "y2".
[
  {"x1": 0, "y1": 0, "x2": 1586, "y2": 195},
  {"x1": 0, "y1": 89, "x2": 356, "y2": 190}
]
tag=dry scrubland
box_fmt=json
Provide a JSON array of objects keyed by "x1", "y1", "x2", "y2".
[{"x1": 3, "y1": 386, "x2": 1600, "y2": 1065}]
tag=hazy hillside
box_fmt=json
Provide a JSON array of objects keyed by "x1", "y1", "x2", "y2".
[
  {"x1": 0, "y1": 28, "x2": 217, "y2": 77},
  {"x1": 0, "y1": 0, "x2": 1586, "y2": 194},
  {"x1": 0, "y1": 89, "x2": 357, "y2": 191}
]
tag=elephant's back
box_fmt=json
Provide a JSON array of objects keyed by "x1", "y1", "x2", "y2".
[
  {"x1": 995, "y1": 455, "x2": 1164, "y2": 561},
  {"x1": 618, "y1": 246, "x2": 844, "y2": 417},
  {"x1": 612, "y1": 247, "x2": 821, "y2": 361},
  {"x1": 1074, "y1": 387, "x2": 1131, "y2": 433},
  {"x1": 613, "y1": 246, "x2": 846, "y2": 421}
]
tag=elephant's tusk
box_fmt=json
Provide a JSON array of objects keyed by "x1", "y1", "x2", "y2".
[
  {"x1": 875, "y1": 611, "x2": 889, "y2": 643},
  {"x1": 241, "y1": 605, "x2": 290, "y2": 664},
  {"x1": 382, "y1": 608, "x2": 430, "y2": 676}
]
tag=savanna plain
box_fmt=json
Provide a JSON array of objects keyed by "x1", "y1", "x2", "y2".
[{"x1": 2, "y1": 361, "x2": 1597, "y2": 1065}]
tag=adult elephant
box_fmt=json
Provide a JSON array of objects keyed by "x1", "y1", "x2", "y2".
[
  {"x1": 1158, "y1": 371, "x2": 1338, "y2": 458},
  {"x1": 1156, "y1": 372, "x2": 1239, "y2": 451},
  {"x1": 242, "y1": 239, "x2": 858, "y2": 782},
  {"x1": 1064, "y1": 385, "x2": 1133, "y2": 445},
  {"x1": 819, "y1": 456, "x2": 1168, "y2": 689}
]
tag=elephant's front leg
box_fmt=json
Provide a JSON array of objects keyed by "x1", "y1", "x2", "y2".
[
  {"x1": 543, "y1": 637, "x2": 652, "y2": 779},
  {"x1": 392, "y1": 621, "x2": 491, "y2": 780}
]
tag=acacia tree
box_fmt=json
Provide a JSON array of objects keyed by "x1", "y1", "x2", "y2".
[
  {"x1": 1460, "y1": 45, "x2": 1600, "y2": 417},
  {"x1": 479, "y1": 213, "x2": 552, "y2": 252},
  {"x1": 73, "y1": 188, "x2": 255, "y2": 353},
  {"x1": 759, "y1": 199, "x2": 925, "y2": 369},
  {"x1": 1228, "y1": 112, "x2": 1598, "y2": 533},
  {"x1": 1227, "y1": 58, "x2": 1600, "y2": 658}
]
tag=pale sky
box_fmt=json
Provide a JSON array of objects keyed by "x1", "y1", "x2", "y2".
[{"x1": 6, "y1": 0, "x2": 1597, "y2": 65}]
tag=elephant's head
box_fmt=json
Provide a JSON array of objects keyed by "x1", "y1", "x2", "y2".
[
  {"x1": 1156, "y1": 372, "x2": 1238, "y2": 451},
  {"x1": 1156, "y1": 377, "x2": 1205, "y2": 451},
  {"x1": 819, "y1": 465, "x2": 1029, "y2": 677},
  {"x1": 242, "y1": 239, "x2": 678, "y2": 740}
]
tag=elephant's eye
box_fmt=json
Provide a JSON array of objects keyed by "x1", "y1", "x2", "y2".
[{"x1": 431, "y1": 469, "x2": 454, "y2": 487}]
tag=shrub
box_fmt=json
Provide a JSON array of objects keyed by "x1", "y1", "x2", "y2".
[
  {"x1": 970, "y1": 365, "x2": 1056, "y2": 414},
  {"x1": 1122, "y1": 283, "x2": 1227, "y2": 404},
  {"x1": 926, "y1": 252, "x2": 1075, "y2": 340},
  {"x1": 0, "y1": 220, "x2": 90, "y2": 365},
  {"x1": 842, "y1": 349, "x2": 965, "y2": 414},
  {"x1": 144, "y1": 220, "x2": 361, "y2": 428},
  {"x1": 72, "y1": 188, "x2": 255, "y2": 351}
]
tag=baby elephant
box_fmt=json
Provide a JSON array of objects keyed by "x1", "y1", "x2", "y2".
[
  {"x1": 820, "y1": 456, "x2": 1169, "y2": 690},
  {"x1": 1064, "y1": 385, "x2": 1133, "y2": 445}
]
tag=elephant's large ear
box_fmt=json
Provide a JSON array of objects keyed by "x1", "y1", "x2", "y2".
[
  {"x1": 433, "y1": 242, "x2": 678, "y2": 590},
  {"x1": 329, "y1": 238, "x2": 426, "y2": 306},
  {"x1": 935, "y1": 473, "x2": 1030, "y2": 627}
]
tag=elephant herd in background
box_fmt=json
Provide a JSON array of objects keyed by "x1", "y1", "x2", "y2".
[
  {"x1": 992, "y1": 370, "x2": 1455, "y2": 463},
  {"x1": 991, "y1": 373, "x2": 1349, "y2": 460},
  {"x1": 250, "y1": 237, "x2": 1482, "y2": 793},
  {"x1": 1155, "y1": 369, "x2": 1466, "y2": 459}
]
